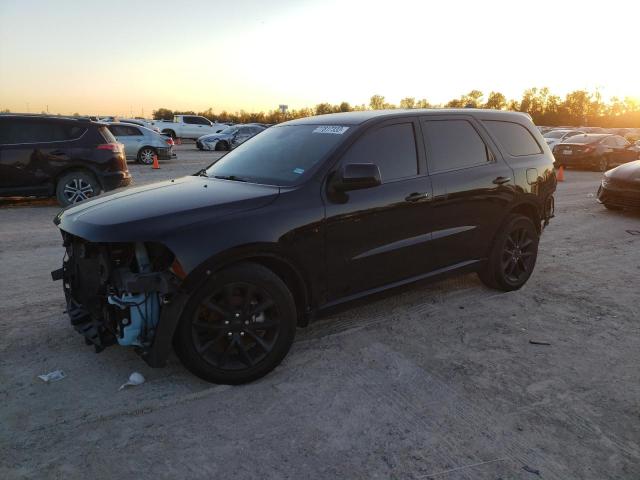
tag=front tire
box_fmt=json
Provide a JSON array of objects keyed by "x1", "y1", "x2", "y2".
[
  {"x1": 478, "y1": 214, "x2": 539, "y2": 291},
  {"x1": 56, "y1": 170, "x2": 101, "y2": 206},
  {"x1": 215, "y1": 141, "x2": 228, "y2": 151},
  {"x1": 137, "y1": 147, "x2": 156, "y2": 165},
  {"x1": 174, "y1": 263, "x2": 297, "y2": 384}
]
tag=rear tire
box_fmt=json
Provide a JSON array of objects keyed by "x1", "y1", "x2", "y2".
[
  {"x1": 137, "y1": 147, "x2": 156, "y2": 165},
  {"x1": 163, "y1": 130, "x2": 176, "y2": 139},
  {"x1": 55, "y1": 170, "x2": 101, "y2": 206},
  {"x1": 174, "y1": 263, "x2": 297, "y2": 384},
  {"x1": 478, "y1": 214, "x2": 539, "y2": 291}
]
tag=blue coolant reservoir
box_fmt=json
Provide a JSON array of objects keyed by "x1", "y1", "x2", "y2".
[{"x1": 108, "y1": 293, "x2": 160, "y2": 346}]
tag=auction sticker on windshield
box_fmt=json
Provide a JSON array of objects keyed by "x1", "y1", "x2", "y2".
[{"x1": 313, "y1": 126, "x2": 349, "y2": 135}]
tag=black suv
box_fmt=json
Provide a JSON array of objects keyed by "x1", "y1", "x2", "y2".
[
  {"x1": 53, "y1": 109, "x2": 556, "y2": 384},
  {"x1": 0, "y1": 115, "x2": 131, "y2": 206}
]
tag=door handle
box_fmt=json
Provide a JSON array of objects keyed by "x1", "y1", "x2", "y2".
[
  {"x1": 405, "y1": 192, "x2": 431, "y2": 202},
  {"x1": 492, "y1": 176, "x2": 511, "y2": 185}
]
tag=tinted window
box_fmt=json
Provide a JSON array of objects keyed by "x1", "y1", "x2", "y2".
[
  {"x1": 206, "y1": 124, "x2": 349, "y2": 186},
  {"x1": 0, "y1": 119, "x2": 86, "y2": 144},
  {"x1": 184, "y1": 116, "x2": 209, "y2": 125},
  {"x1": 484, "y1": 120, "x2": 542, "y2": 156},
  {"x1": 341, "y1": 123, "x2": 418, "y2": 182},
  {"x1": 422, "y1": 120, "x2": 488, "y2": 173}
]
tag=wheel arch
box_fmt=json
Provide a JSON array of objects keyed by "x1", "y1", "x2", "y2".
[
  {"x1": 53, "y1": 166, "x2": 101, "y2": 194},
  {"x1": 181, "y1": 248, "x2": 311, "y2": 327},
  {"x1": 508, "y1": 200, "x2": 541, "y2": 233}
]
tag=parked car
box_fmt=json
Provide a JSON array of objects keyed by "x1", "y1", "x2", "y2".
[
  {"x1": 553, "y1": 134, "x2": 639, "y2": 171},
  {"x1": 52, "y1": 109, "x2": 556, "y2": 384},
  {"x1": 597, "y1": 160, "x2": 640, "y2": 210},
  {"x1": 149, "y1": 115, "x2": 229, "y2": 139},
  {"x1": 543, "y1": 129, "x2": 585, "y2": 149},
  {"x1": 107, "y1": 122, "x2": 175, "y2": 164},
  {"x1": 0, "y1": 115, "x2": 130, "y2": 206},
  {"x1": 196, "y1": 124, "x2": 266, "y2": 151}
]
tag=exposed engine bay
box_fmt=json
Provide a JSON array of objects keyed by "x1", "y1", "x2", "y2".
[{"x1": 52, "y1": 233, "x2": 181, "y2": 363}]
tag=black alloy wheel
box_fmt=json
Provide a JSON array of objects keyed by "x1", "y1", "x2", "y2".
[
  {"x1": 174, "y1": 263, "x2": 296, "y2": 384},
  {"x1": 478, "y1": 214, "x2": 539, "y2": 291},
  {"x1": 501, "y1": 227, "x2": 536, "y2": 285}
]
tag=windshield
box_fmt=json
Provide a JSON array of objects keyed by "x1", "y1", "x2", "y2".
[
  {"x1": 220, "y1": 126, "x2": 238, "y2": 134},
  {"x1": 205, "y1": 124, "x2": 350, "y2": 186},
  {"x1": 544, "y1": 131, "x2": 567, "y2": 139}
]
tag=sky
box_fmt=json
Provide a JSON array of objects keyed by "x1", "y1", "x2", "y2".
[{"x1": 0, "y1": 0, "x2": 639, "y2": 116}]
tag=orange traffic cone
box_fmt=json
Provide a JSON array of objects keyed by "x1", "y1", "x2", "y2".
[
  {"x1": 152, "y1": 154, "x2": 160, "y2": 170},
  {"x1": 556, "y1": 165, "x2": 564, "y2": 182},
  {"x1": 175, "y1": 137, "x2": 181, "y2": 145}
]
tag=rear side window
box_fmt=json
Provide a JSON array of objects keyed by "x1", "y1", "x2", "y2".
[
  {"x1": 483, "y1": 120, "x2": 542, "y2": 156},
  {"x1": 341, "y1": 123, "x2": 418, "y2": 183},
  {"x1": 422, "y1": 120, "x2": 489, "y2": 173},
  {"x1": 0, "y1": 119, "x2": 86, "y2": 144}
]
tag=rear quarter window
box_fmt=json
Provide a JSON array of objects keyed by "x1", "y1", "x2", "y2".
[{"x1": 484, "y1": 120, "x2": 542, "y2": 156}]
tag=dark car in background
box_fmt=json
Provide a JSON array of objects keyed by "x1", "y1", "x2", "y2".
[
  {"x1": 195, "y1": 124, "x2": 266, "y2": 151},
  {"x1": 597, "y1": 160, "x2": 640, "y2": 210},
  {"x1": 553, "y1": 134, "x2": 639, "y2": 171},
  {"x1": 0, "y1": 115, "x2": 131, "y2": 206},
  {"x1": 53, "y1": 109, "x2": 556, "y2": 384}
]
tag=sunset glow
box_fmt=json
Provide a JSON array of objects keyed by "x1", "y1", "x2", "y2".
[{"x1": 1, "y1": 0, "x2": 639, "y2": 116}]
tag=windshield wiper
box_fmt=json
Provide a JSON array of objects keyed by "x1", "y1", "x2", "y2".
[
  {"x1": 196, "y1": 168, "x2": 208, "y2": 177},
  {"x1": 213, "y1": 175, "x2": 249, "y2": 182}
]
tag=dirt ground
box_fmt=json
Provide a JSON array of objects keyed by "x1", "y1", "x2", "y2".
[{"x1": 1, "y1": 144, "x2": 639, "y2": 479}]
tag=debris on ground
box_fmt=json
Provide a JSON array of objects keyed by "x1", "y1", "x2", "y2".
[
  {"x1": 119, "y1": 372, "x2": 146, "y2": 391},
  {"x1": 529, "y1": 340, "x2": 551, "y2": 346},
  {"x1": 522, "y1": 465, "x2": 541, "y2": 475},
  {"x1": 38, "y1": 370, "x2": 66, "y2": 382}
]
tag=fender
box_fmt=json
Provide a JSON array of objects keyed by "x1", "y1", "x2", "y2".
[{"x1": 144, "y1": 244, "x2": 313, "y2": 368}]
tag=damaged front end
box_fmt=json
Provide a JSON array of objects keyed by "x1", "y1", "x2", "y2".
[{"x1": 51, "y1": 232, "x2": 185, "y2": 366}]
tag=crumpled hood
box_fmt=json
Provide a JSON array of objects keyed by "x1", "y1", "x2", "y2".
[
  {"x1": 606, "y1": 160, "x2": 640, "y2": 182},
  {"x1": 199, "y1": 132, "x2": 233, "y2": 143},
  {"x1": 55, "y1": 175, "x2": 280, "y2": 243}
]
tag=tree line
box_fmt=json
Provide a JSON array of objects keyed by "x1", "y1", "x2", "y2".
[{"x1": 152, "y1": 88, "x2": 640, "y2": 128}]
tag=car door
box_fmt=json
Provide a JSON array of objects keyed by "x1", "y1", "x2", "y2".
[
  {"x1": 324, "y1": 118, "x2": 435, "y2": 301},
  {"x1": 419, "y1": 115, "x2": 516, "y2": 271},
  {"x1": 231, "y1": 127, "x2": 253, "y2": 148},
  {"x1": 0, "y1": 118, "x2": 73, "y2": 193}
]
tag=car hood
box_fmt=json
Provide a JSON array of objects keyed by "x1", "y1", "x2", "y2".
[
  {"x1": 55, "y1": 175, "x2": 280, "y2": 243},
  {"x1": 606, "y1": 160, "x2": 640, "y2": 182}
]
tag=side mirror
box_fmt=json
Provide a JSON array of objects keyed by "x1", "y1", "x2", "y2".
[{"x1": 332, "y1": 163, "x2": 381, "y2": 192}]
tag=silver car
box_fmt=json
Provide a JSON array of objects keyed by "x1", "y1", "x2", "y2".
[{"x1": 107, "y1": 122, "x2": 175, "y2": 164}]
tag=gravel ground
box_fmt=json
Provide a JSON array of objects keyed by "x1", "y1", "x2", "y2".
[{"x1": 1, "y1": 144, "x2": 639, "y2": 479}]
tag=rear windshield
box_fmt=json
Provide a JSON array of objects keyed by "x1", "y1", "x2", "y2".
[
  {"x1": 98, "y1": 126, "x2": 117, "y2": 143},
  {"x1": 205, "y1": 124, "x2": 350, "y2": 186},
  {"x1": 564, "y1": 135, "x2": 598, "y2": 144}
]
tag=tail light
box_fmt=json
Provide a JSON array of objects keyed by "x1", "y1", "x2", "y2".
[{"x1": 97, "y1": 143, "x2": 123, "y2": 153}]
